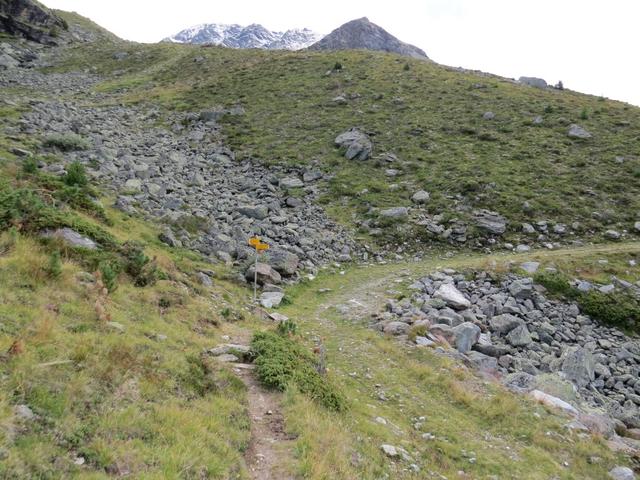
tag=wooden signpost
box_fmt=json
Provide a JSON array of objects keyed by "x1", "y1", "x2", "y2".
[{"x1": 248, "y1": 236, "x2": 269, "y2": 302}]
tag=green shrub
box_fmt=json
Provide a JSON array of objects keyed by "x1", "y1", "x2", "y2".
[
  {"x1": 580, "y1": 108, "x2": 589, "y2": 120},
  {"x1": 333, "y1": 62, "x2": 342, "y2": 71},
  {"x1": 535, "y1": 271, "x2": 639, "y2": 333},
  {"x1": 534, "y1": 271, "x2": 576, "y2": 298},
  {"x1": 579, "y1": 291, "x2": 640, "y2": 332},
  {"x1": 181, "y1": 355, "x2": 217, "y2": 397},
  {"x1": 276, "y1": 319, "x2": 297, "y2": 336},
  {"x1": 251, "y1": 331, "x2": 346, "y2": 412},
  {"x1": 98, "y1": 261, "x2": 119, "y2": 292},
  {"x1": 22, "y1": 157, "x2": 38, "y2": 174},
  {"x1": 121, "y1": 241, "x2": 157, "y2": 287},
  {"x1": 43, "y1": 133, "x2": 91, "y2": 152},
  {"x1": 46, "y1": 251, "x2": 63, "y2": 278},
  {"x1": 64, "y1": 162, "x2": 88, "y2": 187}
]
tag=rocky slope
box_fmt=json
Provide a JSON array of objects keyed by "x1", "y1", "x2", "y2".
[
  {"x1": 308, "y1": 17, "x2": 428, "y2": 59},
  {"x1": 164, "y1": 23, "x2": 322, "y2": 50},
  {"x1": 377, "y1": 268, "x2": 640, "y2": 448},
  {"x1": 1, "y1": 51, "x2": 362, "y2": 284}
]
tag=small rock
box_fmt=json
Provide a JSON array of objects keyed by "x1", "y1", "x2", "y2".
[
  {"x1": 411, "y1": 190, "x2": 430, "y2": 204},
  {"x1": 568, "y1": 124, "x2": 592, "y2": 139},
  {"x1": 609, "y1": 466, "x2": 636, "y2": 480}
]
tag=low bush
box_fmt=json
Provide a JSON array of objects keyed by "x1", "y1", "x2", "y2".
[
  {"x1": 535, "y1": 271, "x2": 639, "y2": 333},
  {"x1": 121, "y1": 241, "x2": 157, "y2": 287},
  {"x1": 64, "y1": 161, "x2": 88, "y2": 187},
  {"x1": 251, "y1": 330, "x2": 346, "y2": 412},
  {"x1": 43, "y1": 133, "x2": 91, "y2": 152}
]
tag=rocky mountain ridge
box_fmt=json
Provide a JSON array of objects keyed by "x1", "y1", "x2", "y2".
[
  {"x1": 164, "y1": 22, "x2": 322, "y2": 50},
  {"x1": 0, "y1": 0, "x2": 67, "y2": 44}
]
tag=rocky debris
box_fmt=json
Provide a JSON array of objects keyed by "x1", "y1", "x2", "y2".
[
  {"x1": 207, "y1": 343, "x2": 251, "y2": 356},
  {"x1": 41, "y1": 227, "x2": 97, "y2": 249},
  {"x1": 196, "y1": 271, "x2": 213, "y2": 287},
  {"x1": 12, "y1": 95, "x2": 361, "y2": 277},
  {"x1": 14, "y1": 404, "x2": 35, "y2": 420},
  {"x1": 158, "y1": 228, "x2": 181, "y2": 248},
  {"x1": 373, "y1": 270, "x2": 640, "y2": 431},
  {"x1": 518, "y1": 76, "x2": 548, "y2": 89},
  {"x1": 473, "y1": 209, "x2": 506, "y2": 235},
  {"x1": 568, "y1": 124, "x2": 592, "y2": 139},
  {"x1": 334, "y1": 128, "x2": 372, "y2": 160}
]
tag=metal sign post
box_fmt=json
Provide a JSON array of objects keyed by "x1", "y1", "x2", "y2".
[{"x1": 248, "y1": 237, "x2": 269, "y2": 303}]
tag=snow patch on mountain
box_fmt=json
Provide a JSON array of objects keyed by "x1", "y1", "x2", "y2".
[{"x1": 164, "y1": 23, "x2": 323, "y2": 51}]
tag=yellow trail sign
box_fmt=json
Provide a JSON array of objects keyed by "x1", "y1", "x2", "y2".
[{"x1": 248, "y1": 236, "x2": 269, "y2": 251}]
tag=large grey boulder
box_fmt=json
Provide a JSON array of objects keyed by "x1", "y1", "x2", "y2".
[
  {"x1": 384, "y1": 321, "x2": 410, "y2": 335},
  {"x1": 379, "y1": 207, "x2": 408, "y2": 219},
  {"x1": 518, "y1": 76, "x2": 547, "y2": 89},
  {"x1": 238, "y1": 205, "x2": 269, "y2": 220},
  {"x1": 508, "y1": 278, "x2": 534, "y2": 299},
  {"x1": 530, "y1": 390, "x2": 579, "y2": 417},
  {"x1": 489, "y1": 314, "x2": 523, "y2": 335},
  {"x1": 260, "y1": 291, "x2": 284, "y2": 308},
  {"x1": 433, "y1": 283, "x2": 471, "y2": 310},
  {"x1": 334, "y1": 128, "x2": 372, "y2": 160},
  {"x1": 245, "y1": 263, "x2": 281, "y2": 285},
  {"x1": 506, "y1": 324, "x2": 532, "y2": 347},
  {"x1": 268, "y1": 250, "x2": 299, "y2": 276},
  {"x1": 41, "y1": 228, "x2": 97, "y2": 250},
  {"x1": 473, "y1": 210, "x2": 507, "y2": 235},
  {"x1": 451, "y1": 322, "x2": 480, "y2": 353},
  {"x1": 561, "y1": 347, "x2": 595, "y2": 388},
  {"x1": 568, "y1": 124, "x2": 592, "y2": 139},
  {"x1": 280, "y1": 176, "x2": 304, "y2": 188}
]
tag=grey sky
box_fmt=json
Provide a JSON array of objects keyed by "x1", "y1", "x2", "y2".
[{"x1": 42, "y1": 0, "x2": 640, "y2": 106}]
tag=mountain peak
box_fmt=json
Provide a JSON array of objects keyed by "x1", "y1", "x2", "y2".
[{"x1": 309, "y1": 17, "x2": 428, "y2": 59}]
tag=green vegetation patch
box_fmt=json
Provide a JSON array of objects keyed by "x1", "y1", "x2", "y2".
[
  {"x1": 535, "y1": 271, "x2": 640, "y2": 333},
  {"x1": 251, "y1": 330, "x2": 346, "y2": 412}
]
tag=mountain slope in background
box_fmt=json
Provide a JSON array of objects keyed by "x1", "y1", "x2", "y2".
[
  {"x1": 164, "y1": 23, "x2": 322, "y2": 50},
  {"x1": 309, "y1": 17, "x2": 428, "y2": 59}
]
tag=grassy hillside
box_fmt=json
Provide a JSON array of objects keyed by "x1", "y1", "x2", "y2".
[
  {"x1": 48, "y1": 38, "x2": 640, "y2": 248},
  {"x1": 0, "y1": 149, "x2": 254, "y2": 477}
]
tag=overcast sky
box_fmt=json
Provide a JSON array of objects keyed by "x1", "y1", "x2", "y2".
[{"x1": 41, "y1": 0, "x2": 640, "y2": 106}]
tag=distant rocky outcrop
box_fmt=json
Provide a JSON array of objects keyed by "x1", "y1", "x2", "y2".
[
  {"x1": 0, "y1": 0, "x2": 67, "y2": 44},
  {"x1": 309, "y1": 17, "x2": 428, "y2": 59}
]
